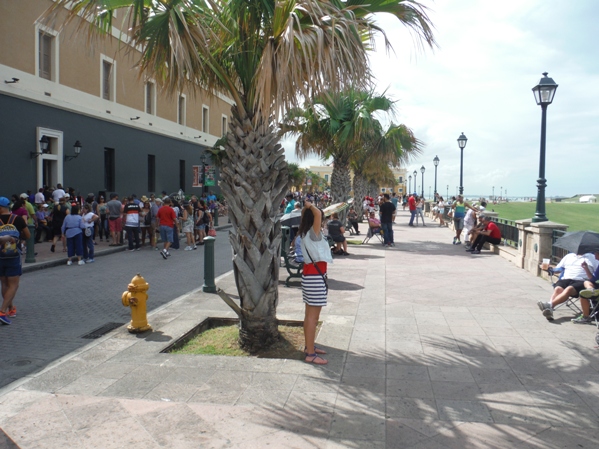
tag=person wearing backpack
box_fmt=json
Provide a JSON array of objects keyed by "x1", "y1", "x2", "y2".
[
  {"x1": 0, "y1": 196, "x2": 30, "y2": 325},
  {"x1": 194, "y1": 200, "x2": 211, "y2": 245}
]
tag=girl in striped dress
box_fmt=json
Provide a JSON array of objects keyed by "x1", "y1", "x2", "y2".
[{"x1": 298, "y1": 201, "x2": 333, "y2": 365}]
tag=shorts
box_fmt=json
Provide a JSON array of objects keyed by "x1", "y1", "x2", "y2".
[
  {"x1": 195, "y1": 224, "x2": 206, "y2": 230},
  {"x1": 554, "y1": 279, "x2": 586, "y2": 297},
  {"x1": 108, "y1": 217, "x2": 122, "y2": 233},
  {"x1": 331, "y1": 235, "x2": 345, "y2": 243},
  {"x1": 160, "y1": 225, "x2": 174, "y2": 243},
  {"x1": 0, "y1": 257, "x2": 22, "y2": 277},
  {"x1": 453, "y1": 217, "x2": 464, "y2": 230}
]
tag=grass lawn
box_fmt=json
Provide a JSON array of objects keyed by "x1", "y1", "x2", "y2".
[{"x1": 487, "y1": 202, "x2": 599, "y2": 232}]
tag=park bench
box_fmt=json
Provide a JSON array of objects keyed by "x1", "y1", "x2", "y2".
[{"x1": 281, "y1": 226, "x2": 303, "y2": 287}]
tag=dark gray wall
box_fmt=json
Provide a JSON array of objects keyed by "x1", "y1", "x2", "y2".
[{"x1": 0, "y1": 93, "x2": 219, "y2": 199}]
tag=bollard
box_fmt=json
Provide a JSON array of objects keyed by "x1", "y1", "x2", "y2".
[
  {"x1": 25, "y1": 224, "x2": 36, "y2": 263},
  {"x1": 213, "y1": 207, "x2": 219, "y2": 227},
  {"x1": 202, "y1": 236, "x2": 216, "y2": 292}
]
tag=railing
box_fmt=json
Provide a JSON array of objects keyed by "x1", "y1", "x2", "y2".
[
  {"x1": 551, "y1": 229, "x2": 568, "y2": 264},
  {"x1": 490, "y1": 217, "x2": 518, "y2": 248}
]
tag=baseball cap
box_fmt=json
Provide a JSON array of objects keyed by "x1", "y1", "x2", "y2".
[
  {"x1": 42, "y1": 203, "x2": 49, "y2": 208},
  {"x1": 0, "y1": 197, "x2": 10, "y2": 207},
  {"x1": 20, "y1": 193, "x2": 28, "y2": 199}
]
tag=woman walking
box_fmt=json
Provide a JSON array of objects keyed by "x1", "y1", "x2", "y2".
[
  {"x1": 181, "y1": 202, "x2": 196, "y2": 250},
  {"x1": 61, "y1": 205, "x2": 84, "y2": 265},
  {"x1": 415, "y1": 196, "x2": 426, "y2": 226},
  {"x1": 298, "y1": 200, "x2": 333, "y2": 365},
  {"x1": 81, "y1": 203, "x2": 98, "y2": 263},
  {"x1": 50, "y1": 197, "x2": 70, "y2": 252}
]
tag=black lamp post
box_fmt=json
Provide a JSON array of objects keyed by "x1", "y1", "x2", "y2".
[
  {"x1": 532, "y1": 72, "x2": 558, "y2": 222},
  {"x1": 457, "y1": 133, "x2": 467, "y2": 195},
  {"x1": 420, "y1": 166, "x2": 425, "y2": 198},
  {"x1": 433, "y1": 155, "x2": 439, "y2": 197},
  {"x1": 492, "y1": 186, "x2": 495, "y2": 201},
  {"x1": 446, "y1": 185, "x2": 449, "y2": 199},
  {"x1": 201, "y1": 153, "x2": 209, "y2": 195},
  {"x1": 408, "y1": 175, "x2": 412, "y2": 194},
  {"x1": 413, "y1": 170, "x2": 417, "y2": 194}
]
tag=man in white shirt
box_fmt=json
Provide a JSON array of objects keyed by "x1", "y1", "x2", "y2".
[
  {"x1": 537, "y1": 252, "x2": 598, "y2": 320},
  {"x1": 51, "y1": 184, "x2": 66, "y2": 203},
  {"x1": 34, "y1": 188, "x2": 45, "y2": 205}
]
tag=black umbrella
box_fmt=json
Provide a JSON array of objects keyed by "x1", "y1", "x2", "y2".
[
  {"x1": 281, "y1": 210, "x2": 302, "y2": 227},
  {"x1": 553, "y1": 231, "x2": 599, "y2": 255}
]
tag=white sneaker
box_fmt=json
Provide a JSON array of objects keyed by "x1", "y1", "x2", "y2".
[
  {"x1": 67, "y1": 260, "x2": 73, "y2": 266},
  {"x1": 78, "y1": 260, "x2": 85, "y2": 266},
  {"x1": 184, "y1": 246, "x2": 192, "y2": 251}
]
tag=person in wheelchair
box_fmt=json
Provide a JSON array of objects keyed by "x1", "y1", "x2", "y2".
[
  {"x1": 537, "y1": 251, "x2": 598, "y2": 321},
  {"x1": 327, "y1": 213, "x2": 350, "y2": 256},
  {"x1": 574, "y1": 253, "x2": 599, "y2": 324}
]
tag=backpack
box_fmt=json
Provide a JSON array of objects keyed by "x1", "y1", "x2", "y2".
[
  {"x1": 144, "y1": 211, "x2": 152, "y2": 226},
  {"x1": 202, "y1": 210, "x2": 211, "y2": 225},
  {"x1": 0, "y1": 215, "x2": 21, "y2": 259}
]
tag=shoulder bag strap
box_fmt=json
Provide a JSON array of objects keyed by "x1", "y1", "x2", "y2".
[{"x1": 304, "y1": 247, "x2": 328, "y2": 293}]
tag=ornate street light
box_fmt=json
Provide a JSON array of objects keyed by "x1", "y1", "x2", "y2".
[
  {"x1": 413, "y1": 170, "x2": 417, "y2": 193},
  {"x1": 433, "y1": 155, "x2": 439, "y2": 197},
  {"x1": 457, "y1": 133, "x2": 468, "y2": 195},
  {"x1": 531, "y1": 72, "x2": 558, "y2": 222},
  {"x1": 408, "y1": 175, "x2": 412, "y2": 194},
  {"x1": 420, "y1": 166, "x2": 425, "y2": 198}
]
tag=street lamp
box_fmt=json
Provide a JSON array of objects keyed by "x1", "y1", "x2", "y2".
[
  {"x1": 413, "y1": 170, "x2": 417, "y2": 193},
  {"x1": 500, "y1": 186, "x2": 503, "y2": 202},
  {"x1": 492, "y1": 186, "x2": 495, "y2": 201},
  {"x1": 200, "y1": 152, "x2": 209, "y2": 195},
  {"x1": 446, "y1": 185, "x2": 449, "y2": 199},
  {"x1": 420, "y1": 166, "x2": 425, "y2": 198},
  {"x1": 408, "y1": 175, "x2": 412, "y2": 194},
  {"x1": 433, "y1": 155, "x2": 439, "y2": 197},
  {"x1": 532, "y1": 72, "x2": 558, "y2": 222},
  {"x1": 457, "y1": 132, "x2": 468, "y2": 195}
]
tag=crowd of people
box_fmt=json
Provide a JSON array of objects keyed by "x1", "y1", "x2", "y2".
[{"x1": 0, "y1": 185, "x2": 224, "y2": 325}]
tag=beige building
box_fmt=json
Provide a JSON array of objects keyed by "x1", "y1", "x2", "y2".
[
  {"x1": 308, "y1": 165, "x2": 408, "y2": 196},
  {"x1": 0, "y1": 0, "x2": 232, "y2": 196}
]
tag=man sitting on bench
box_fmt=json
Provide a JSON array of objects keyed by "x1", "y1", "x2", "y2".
[
  {"x1": 537, "y1": 251, "x2": 597, "y2": 321},
  {"x1": 328, "y1": 213, "x2": 349, "y2": 256}
]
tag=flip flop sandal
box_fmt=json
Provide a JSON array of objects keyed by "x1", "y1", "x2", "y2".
[
  {"x1": 305, "y1": 346, "x2": 327, "y2": 355},
  {"x1": 305, "y1": 353, "x2": 328, "y2": 365}
]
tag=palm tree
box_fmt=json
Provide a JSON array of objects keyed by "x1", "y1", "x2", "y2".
[
  {"x1": 287, "y1": 163, "x2": 305, "y2": 191},
  {"x1": 352, "y1": 123, "x2": 423, "y2": 219},
  {"x1": 281, "y1": 89, "x2": 422, "y2": 221},
  {"x1": 44, "y1": 0, "x2": 435, "y2": 351}
]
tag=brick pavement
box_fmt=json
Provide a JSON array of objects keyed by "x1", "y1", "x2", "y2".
[
  {"x1": 0, "y1": 226, "x2": 233, "y2": 389},
  {"x1": 1, "y1": 211, "x2": 599, "y2": 448}
]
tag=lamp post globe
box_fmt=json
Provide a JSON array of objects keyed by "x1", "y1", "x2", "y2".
[
  {"x1": 420, "y1": 166, "x2": 425, "y2": 199},
  {"x1": 531, "y1": 72, "x2": 558, "y2": 222},
  {"x1": 457, "y1": 133, "x2": 467, "y2": 195},
  {"x1": 433, "y1": 155, "x2": 439, "y2": 198}
]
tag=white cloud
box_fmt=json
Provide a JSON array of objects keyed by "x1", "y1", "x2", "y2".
[{"x1": 286, "y1": 0, "x2": 599, "y2": 198}]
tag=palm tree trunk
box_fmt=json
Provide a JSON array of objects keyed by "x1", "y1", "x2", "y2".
[
  {"x1": 219, "y1": 107, "x2": 289, "y2": 352},
  {"x1": 352, "y1": 172, "x2": 367, "y2": 220},
  {"x1": 330, "y1": 159, "x2": 351, "y2": 222},
  {"x1": 368, "y1": 181, "x2": 378, "y2": 199}
]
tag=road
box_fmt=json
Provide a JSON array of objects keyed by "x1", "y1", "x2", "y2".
[{"x1": 0, "y1": 235, "x2": 235, "y2": 389}]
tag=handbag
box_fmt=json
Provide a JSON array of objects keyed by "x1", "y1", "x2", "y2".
[
  {"x1": 84, "y1": 227, "x2": 92, "y2": 237},
  {"x1": 207, "y1": 226, "x2": 216, "y2": 237},
  {"x1": 304, "y1": 248, "x2": 328, "y2": 294}
]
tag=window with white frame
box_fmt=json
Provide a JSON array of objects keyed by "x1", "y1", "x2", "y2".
[
  {"x1": 101, "y1": 56, "x2": 116, "y2": 101},
  {"x1": 202, "y1": 106, "x2": 209, "y2": 133},
  {"x1": 221, "y1": 115, "x2": 228, "y2": 137},
  {"x1": 145, "y1": 81, "x2": 156, "y2": 115},
  {"x1": 178, "y1": 95, "x2": 186, "y2": 125},
  {"x1": 37, "y1": 27, "x2": 58, "y2": 81}
]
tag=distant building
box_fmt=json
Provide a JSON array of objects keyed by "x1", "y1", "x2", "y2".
[
  {"x1": 0, "y1": 0, "x2": 231, "y2": 197},
  {"x1": 307, "y1": 165, "x2": 408, "y2": 196},
  {"x1": 579, "y1": 195, "x2": 597, "y2": 203}
]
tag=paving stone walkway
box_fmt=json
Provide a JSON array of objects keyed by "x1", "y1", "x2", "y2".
[{"x1": 1, "y1": 210, "x2": 598, "y2": 448}]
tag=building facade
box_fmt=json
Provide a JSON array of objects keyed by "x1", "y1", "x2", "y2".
[{"x1": 0, "y1": 0, "x2": 231, "y2": 198}]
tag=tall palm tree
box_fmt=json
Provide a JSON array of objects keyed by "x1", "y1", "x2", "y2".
[
  {"x1": 44, "y1": 0, "x2": 435, "y2": 351},
  {"x1": 352, "y1": 123, "x2": 423, "y2": 219}
]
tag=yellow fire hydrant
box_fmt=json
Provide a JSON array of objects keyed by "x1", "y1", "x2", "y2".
[{"x1": 122, "y1": 273, "x2": 152, "y2": 333}]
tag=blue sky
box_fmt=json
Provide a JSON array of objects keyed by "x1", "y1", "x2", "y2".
[{"x1": 282, "y1": 0, "x2": 599, "y2": 198}]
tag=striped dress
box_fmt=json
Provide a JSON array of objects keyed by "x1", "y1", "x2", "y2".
[{"x1": 300, "y1": 229, "x2": 333, "y2": 307}]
